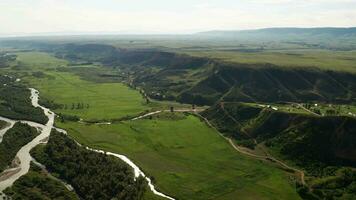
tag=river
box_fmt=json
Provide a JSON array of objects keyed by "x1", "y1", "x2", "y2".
[{"x1": 0, "y1": 88, "x2": 174, "y2": 200}]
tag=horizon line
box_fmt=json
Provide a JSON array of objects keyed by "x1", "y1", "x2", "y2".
[{"x1": 1, "y1": 26, "x2": 356, "y2": 39}]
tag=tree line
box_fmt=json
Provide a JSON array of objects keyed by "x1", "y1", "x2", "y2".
[{"x1": 31, "y1": 130, "x2": 146, "y2": 200}]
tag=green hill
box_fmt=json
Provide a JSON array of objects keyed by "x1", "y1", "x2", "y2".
[{"x1": 202, "y1": 103, "x2": 356, "y2": 170}]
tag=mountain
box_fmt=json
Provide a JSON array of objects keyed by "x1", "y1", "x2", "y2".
[{"x1": 199, "y1": 27, "x2": 356, "y2": 38}]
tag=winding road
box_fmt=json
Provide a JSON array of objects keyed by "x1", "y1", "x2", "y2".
[{"x1": 127, "y1": 107, "x2": 306, "y2": 185}]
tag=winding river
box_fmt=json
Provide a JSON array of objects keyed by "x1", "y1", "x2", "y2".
[{"x1": 0, "y1": 88, "x2": 175, "y2": 200}]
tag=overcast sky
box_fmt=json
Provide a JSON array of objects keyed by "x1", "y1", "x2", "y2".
[{"x1": 1, "y1": 0, "x2": 356, "y2": 35}]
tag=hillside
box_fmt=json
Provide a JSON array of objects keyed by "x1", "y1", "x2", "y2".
[
  {"x1": 35, "y1": 44, "x2": 356, "y2": 106},
  {"x1": 202, "y1": 103, "x2": 356, "y2": 169},
  {"x1": 201, "y1": 102, "x2": 356, "y2": 199}
]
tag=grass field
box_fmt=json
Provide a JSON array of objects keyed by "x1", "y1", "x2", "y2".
[
  {"x1": 8, "y1": 52, "x2": 150, "y2": 121},
  {"x1": 27, "y1": 71, "x2": 149, "y2": 121},
  {"x1": 58, "y1": 113, "x2": 301, "y2": 200},
  {"x1": 15, "y1": 52, "x2": 68, "y2": 69}
]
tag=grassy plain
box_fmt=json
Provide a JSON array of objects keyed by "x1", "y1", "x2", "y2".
[
  {"x1": 10, "y1": 52, "x2": 150, "y2": 121},
  {"x1": 15, "y1": 52, "x2": 68, "y2": 69},
  {"x1": 28, "y1": 71, "x2": 149, "y2": 121},
  {"x1": 58, "y1": 113, "x2": 301, "y2": 200}
]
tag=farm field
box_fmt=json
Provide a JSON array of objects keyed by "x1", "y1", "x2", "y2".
[{"x1": 57, "y1": 113, "x2": 301, "y2": 200}]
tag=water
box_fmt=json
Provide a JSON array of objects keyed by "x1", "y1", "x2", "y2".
[
  {"x1": 0, "y1": 88, "x2": 175, "y2": 200},
  {"x1": 0, "y1": 88, "x2": 55, "y2": 192},
  {"x1": 0, "y1": 117, "x2": 15, "y2": 143}
]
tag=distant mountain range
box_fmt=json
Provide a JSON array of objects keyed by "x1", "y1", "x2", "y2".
[
  {"x1": 197, "y1": 27, "x2": 356, "y2": 40},
  {"x1": 198, "y1": 27, "x2": 356, "y2": 36}
]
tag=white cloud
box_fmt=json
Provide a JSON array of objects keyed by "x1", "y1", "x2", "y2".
[{"x1": 0, "y1": 0, "x2": 355, "y2": 35}]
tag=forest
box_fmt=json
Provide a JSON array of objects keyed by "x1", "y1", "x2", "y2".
[
  {"x1": 31, "y1": 130, "x2": 146, "y2": 200},
  {"x1": 4, "y1": 163, "x2": 79, "y2": 200},
  {"x1": 0, "y1": 76, "x2": 47, "y2": 124},
  {"x1": 0, "y1": 123, "x2": 38, "y2": 172}
]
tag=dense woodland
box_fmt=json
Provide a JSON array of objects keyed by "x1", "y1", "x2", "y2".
[
  {"x1": 0, "y1": 76, "x2": 47, "y2": 124},
  {"x1": 298, "y1": 167, "x2": 356, "y2": 200},
  {"x1": 0, "y1": 120, "x2": 7, "y2": 129},
  {"x1": 0, "y1": 122, "x2": 38, "y2": 172},
  {"x1": 4, "y1": 163, "x2": 79, "y2": 200},
  {"x1": 31, "y1": 130, "x2": 146, "y2": 200}
]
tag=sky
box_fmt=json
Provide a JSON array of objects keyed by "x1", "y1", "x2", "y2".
[{"x1": 1, "y1": 0, "x2": 356, "y2": 35}]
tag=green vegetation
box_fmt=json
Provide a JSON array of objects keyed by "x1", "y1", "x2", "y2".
[
  {"x1": 27, "y1": 71, "x2": 149, "y2": 121},
  {"x1": 4, "y1": 163, "x2": 79, "y2": 200},
  {"x1": 58, "y1": 113, "x2": 300, "y2": 200},
  {"x1": 0, "y1": 120, "x2": 7, "y2": 129},
  {"x1": 202, "y1": 103, "x2": 356, "y2": 199},
  {"x1": 14, "y1": 52, "x2": 67, "y2": 70},
  {"x1": 7, "y1": 51, "x2": 149, "y2": 121},
  {"x1": 8, "y1": 44, "x2": 356, "y2": 107},
  {"x1": 0, "y1": 123, "x2": 39, "y2": 172},
  {"x1": 0, "y1": 75, "x2": 47, "y2": 124},
  {"x1": 300, "y1": 103, "x2": 356, "y2": 117},
  {"x1": 1, "y1": 39, "x2": 355, "y2": 199},
  {"x1": 0, "y1": 53, "x2": 16, "y2": 68},
  {"x1": 298, "y1": 168, "x2": 356, "y2": 200},
  {"x1": 202, "y1": 103, "x2": 356, "y2": 169},
  {"x1": 31, "y1": 130, "x2": 146, "y2": 200},
  {"x1": 186, "y1": 50, "x2": 356, "y2": 73}
]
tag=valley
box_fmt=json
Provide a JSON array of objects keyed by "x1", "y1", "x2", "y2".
[{"x1": 0, "y1": 30, "x2": 355, "y2": 200}]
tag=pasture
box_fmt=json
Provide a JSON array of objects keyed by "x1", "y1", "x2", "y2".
[
  {"x1": 10, "y1": 52, "x2": 150, "y2": 121},
  {"x1": 58, "y1": 113, "x2": 301, "y2": 200}
]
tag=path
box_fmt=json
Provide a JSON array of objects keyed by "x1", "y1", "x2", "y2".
[
  {"x1": 131, "y1": 108, "x2": 204, "y2": 121},
  {"x1": 102, "y1": 103, "x2": 307, "y2": 185},
  {"x1": 297, "y1": 104, "x2": 321, "y2": 116},
  {"x1": 193, "y1": 112, "x2": 306, "y2": 185}
]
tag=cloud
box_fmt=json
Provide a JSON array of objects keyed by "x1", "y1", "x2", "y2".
[{"x1": 0, "y1": 0, "x2": 355, "y2": 35}]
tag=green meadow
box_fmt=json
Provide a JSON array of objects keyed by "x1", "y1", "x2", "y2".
[
  {"x1": 15, "y1": 52, "x2": 68, "y2": 69},
  {"x1": 11, "y1": 52, "x2": 149, "y2": 121},
  {"x1": 58, "y1": 113, "x2": 301, "y2": 200},
  {"x1": 28, "y1": 71, "x2": 149, "y2": 121}
]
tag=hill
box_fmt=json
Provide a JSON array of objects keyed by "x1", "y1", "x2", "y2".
[
  {"x1": 28, "y1": 44, "x2": 356, "y2": 105},
  {"x1": 200, "y1": 27, "x2": 356, "y2": 37},
  {"x1": 202, "y1": 103, "x2": 356, "y2": 169},
  {"x1": 201, "y1": 102, "x2": 356, "y2": 200}
]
